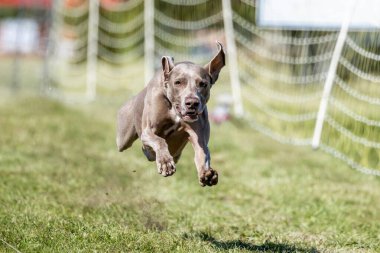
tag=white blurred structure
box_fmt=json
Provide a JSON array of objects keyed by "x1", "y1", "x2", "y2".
[
  {"x1": 258, "y1": 0, "x2": 380, "y2": 29},
  {"x1": 0, "y1": 19, "x2": 40, "y2": 54}
]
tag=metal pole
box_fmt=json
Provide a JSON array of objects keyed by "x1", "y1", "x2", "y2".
[
  {"x1": 144, "y1": 0, "x2": 155, "y2": 85},
  {"x1": 41, "y1": 0, "x2": 55, "y2": 94},
  {"x1": 312, "y1": 0, "x2": 357, "y2": 149},
  {"x1": 11, "y1": 0, "x2": 25, "y2": 93},
  {"x1": 86, "y1": 0, "x2": 99, "y2": 101},
  {"x1": 221, "y1": 0, "x2": 244, "y2": 117}
]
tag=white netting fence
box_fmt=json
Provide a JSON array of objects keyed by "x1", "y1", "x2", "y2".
[
  {"x1": 48, "y1": 0, "x2": 145, "y2": 100},
  {"x1": 12, "y1": 0, "x2": 380, "y2": 176},
  {"x1": 153, "y1": 0, "x2": 224, "y2": 65},
  {"x1": 233, "y1": 1, "x2": 380, "y2": 176}
]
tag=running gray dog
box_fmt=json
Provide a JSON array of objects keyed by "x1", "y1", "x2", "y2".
[{"x1": 116, "y1": 42, "x2": 225, "y2": 187}]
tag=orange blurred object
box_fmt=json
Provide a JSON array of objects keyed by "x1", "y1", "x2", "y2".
[
  {"x1": 64, "y1": 0, "x2": 86, "y2": 8},
  {"x1": 0, "y1": 0, "x2": 51, "y2": 8}
]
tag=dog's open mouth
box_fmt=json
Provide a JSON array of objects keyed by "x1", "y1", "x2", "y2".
[
  {"x1": 182, "y1": 111, "x2": 199, "y2": 121},
  {"x1": 175, "y1": 105, "x2": 199, "y2": 122}
]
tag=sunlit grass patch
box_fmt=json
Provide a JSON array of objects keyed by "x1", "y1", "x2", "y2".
[{"x1": 0, "y1": 97, "x2": 380, "y2": 252}]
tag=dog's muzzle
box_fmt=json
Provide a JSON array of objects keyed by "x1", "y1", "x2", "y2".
[{"x1": 176, "y1": 97, "x2": 202, "y2": 122}]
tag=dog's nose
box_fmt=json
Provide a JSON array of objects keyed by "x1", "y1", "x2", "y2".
[{"x1": 185, "y1": 97, "x2": 200, "y2": 110}]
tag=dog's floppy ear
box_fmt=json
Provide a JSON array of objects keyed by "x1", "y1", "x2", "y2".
[
  {"x1": 204, "y1": 41, "x2": 225, "y2": 84},
  {"x1": 161, "y1": 56, "x2": 175, "y2": 80}
]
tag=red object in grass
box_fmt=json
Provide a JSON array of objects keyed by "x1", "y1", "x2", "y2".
[
  {"x1": 210, "y1": 93, "x2": 233, "y2": 125},
  {"x1": 210, "y1": 106, "x2": 231, "y2": 125}
]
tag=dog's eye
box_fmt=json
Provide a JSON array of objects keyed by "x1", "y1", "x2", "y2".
[
  {"x1": 174, "y1": 80, "x2": 181, "y2": 85},
  {"x1": 199, "y1": 82, "x2": 208, "y2": 88}
]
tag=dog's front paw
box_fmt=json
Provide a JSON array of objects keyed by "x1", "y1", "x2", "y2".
[
  {"x1": 199, "y1": 168, "x2": 218, "y2": 187},
  {"x1": 156, "y1": 153, "x2": 176, "y2": 177}
]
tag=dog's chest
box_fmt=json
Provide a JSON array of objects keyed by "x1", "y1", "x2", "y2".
[
  {"x1": 163, "y1": 123, "x2": 180, "y2": 137},
  {"x1": 160, "y1": 116, "x2": 183, "y2": 138}
]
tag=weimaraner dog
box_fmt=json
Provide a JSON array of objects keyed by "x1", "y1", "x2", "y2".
[{"x1": 117, "y1": 42, "x2": 225, "y2": 186}]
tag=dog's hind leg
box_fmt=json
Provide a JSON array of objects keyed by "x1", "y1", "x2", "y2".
[{"x1": 117, "y1": 99, "x2": 138, "y2": 152}]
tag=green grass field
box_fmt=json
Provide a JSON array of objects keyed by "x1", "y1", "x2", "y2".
[{"x1": 1, "y1": 96, "x2": 380, "y2": 252}]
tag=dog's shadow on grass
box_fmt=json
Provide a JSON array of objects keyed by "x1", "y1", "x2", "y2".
[{"x1": 185, "y1": 232, "x2": 319, "y2": 253}]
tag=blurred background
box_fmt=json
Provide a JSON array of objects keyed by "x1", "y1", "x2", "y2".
[
  {"x1": 1, "y1": 0, "x2": 380, "y2": 251},
  {"x1": 1, "y1": 0, "x2": 380, "y2": 175}
]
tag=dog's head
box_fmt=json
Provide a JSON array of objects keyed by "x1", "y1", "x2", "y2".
[{"x1": 161, "y1": 42, "x2": 225, "y2": 123}]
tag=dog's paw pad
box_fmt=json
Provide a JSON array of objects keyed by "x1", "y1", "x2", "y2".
[
  {"x1": 156, "y1": 156, "x2": 176, "y2": 177},
  {"x1": 199, "y1": 168, "x2": 218, "y2": 187}
]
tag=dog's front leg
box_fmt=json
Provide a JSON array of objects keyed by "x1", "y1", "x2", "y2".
[
  {"x1": 141, "y1": 127, "x2": 176, "y2": 177},
  {"x1": 185, "y1": 127, "x2": 218, "y2": 187}
]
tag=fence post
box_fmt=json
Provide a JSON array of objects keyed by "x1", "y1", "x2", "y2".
[
  {"x1": 86, "y1": 0, "x2": 99, "y2": 101},
  {"x1": 312, "y1": 0, "x2": 357, "y2": 149},
  {"x1": 11, "y1": 0, "x2": 26, "y2": 93},
  {"x1": 221, "y1": 0, "x2": 244, "y2": 117},
  {"x1": 144, "y1": 0, "x2": 155, "y2": 85},
  {"x1": 41, "y1": 0, "x2": 56, "y2": 94}
]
